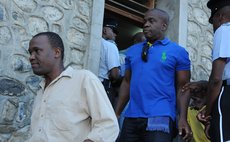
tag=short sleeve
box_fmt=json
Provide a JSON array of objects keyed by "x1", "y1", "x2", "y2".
[
  {"x1": 106, "y1": 42, "x2": 120, "y2": 70},
  {"x1": 212, "y1": 23, "x2": 230, "y2": 61},
  {"x1": 176, "y1": 48, "x2": 191, "y2": 71}
]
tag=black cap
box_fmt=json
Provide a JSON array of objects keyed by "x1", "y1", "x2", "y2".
[
  {"x1": 103, "y1": 18, "x2": 118, "y2": 34},
  {"x1": 207, "y1": 0, "x2": 230, "y2": 23}
]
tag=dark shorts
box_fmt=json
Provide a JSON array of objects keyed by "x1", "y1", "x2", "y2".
[{"x1": 210, "y1": 85, "x2": 230, "y2": 142}]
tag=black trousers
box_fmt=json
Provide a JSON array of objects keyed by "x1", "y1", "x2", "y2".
[
  {"x1": 210, "y1": 85, "x2": 230, "y2": 142},
  {"x1": 102, "y1": 79, "x2": 118, "y2": 109},
  {"x1": 118, "y1": 118, "x2": 174, "y2": 142}
]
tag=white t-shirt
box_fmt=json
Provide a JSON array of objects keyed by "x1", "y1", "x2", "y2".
[{"x1": 212, "y1": 22, "x2": 230, "y2": 80}]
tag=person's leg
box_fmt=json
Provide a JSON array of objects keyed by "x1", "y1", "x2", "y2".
[
  {"x1": 210, "y1": 88, "x2": 221, "y2": 142},
  {"x1": 143, "y1": 131, "x2": 173, "y2": 142},
  {"x1": 220, "y1": 86, "x2": 230, "y2": 141},
  {"x1": 102, "y1": 80, "x2": 115, "y2": 108},
  {"x1": 118, "y1": 118, "x2": 142, "y2": 142}
]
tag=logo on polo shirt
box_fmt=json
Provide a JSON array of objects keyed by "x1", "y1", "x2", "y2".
[{"x1": 161, "y1": 52, "x2": 167, "y2": 62}]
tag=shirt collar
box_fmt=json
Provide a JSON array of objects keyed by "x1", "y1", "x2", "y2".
[
  {"x1": 160, "y1": 38, "x2": 170, "y2": 45},
  {"x1": 39, "y1": 66, "x2": 73, "y2": 89},
  {"x1": 146, "y1": 37, "x2": 170, "y2": 46}
]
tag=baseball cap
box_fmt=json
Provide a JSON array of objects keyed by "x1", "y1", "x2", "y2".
[{"x1": 103, "y1": 18, "x2": 119, "y2": 34}]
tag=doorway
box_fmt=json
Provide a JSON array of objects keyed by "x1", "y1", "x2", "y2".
[{"x1": 104, "y1": 0, "x2": 156, "y2": 50}]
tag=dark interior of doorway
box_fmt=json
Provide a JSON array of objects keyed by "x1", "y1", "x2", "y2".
[
  {"x1": 104, "y1": 10, "x2": 143, "y2": 51},
  {"x1": 104, "y1": 0, "x2": 156, "y2": 51}
]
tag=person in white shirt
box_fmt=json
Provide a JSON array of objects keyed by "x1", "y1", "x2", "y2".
[
  {"x1": 99, "y1": 18, "x2": 120, "y2": 108},
  {"x1": 183, "y1": 1, "x2": 230, "y2": 142}
]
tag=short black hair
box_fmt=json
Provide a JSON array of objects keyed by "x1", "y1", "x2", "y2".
[{"x1": 32, "y1": 32, "x2": 64, "y2": 59}]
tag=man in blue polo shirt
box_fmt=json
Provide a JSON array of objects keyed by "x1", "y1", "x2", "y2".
[{"x1": 116, "y1": 8, "x2": 192, "y2": 142}]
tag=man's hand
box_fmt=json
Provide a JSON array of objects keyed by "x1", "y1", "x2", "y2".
[
  {"x1": 204, "y1": 123, "x2": 211, "y2": 140},
  {"x1": 116, "y1": 113, "x2": 120, "y2": 119},
  {"x1": 196, "y1": 102, "x2": 212, "y2": 140},
  {"x1": 182, "y1": 81, "x2": 208, "y2": 94},
  {"x1": 196, "y1": 108, "x2": 211, "y2": 125},
  {"x1": 178, "y1": 118, "x2": 193, "y2": 142}
]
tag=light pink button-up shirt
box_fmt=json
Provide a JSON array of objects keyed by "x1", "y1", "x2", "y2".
[{"x1": 27, "y1": 67, "x2": 119, "y2": 142}]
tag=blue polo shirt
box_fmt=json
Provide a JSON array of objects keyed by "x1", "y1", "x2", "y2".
[{"x1": 124, "y1": 38, "x2": 190, "y2": 120}]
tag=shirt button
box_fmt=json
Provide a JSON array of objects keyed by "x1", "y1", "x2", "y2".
[
  {"x1": 41, "y1": 114, "x2": 43, "y2": 117},
  {"x1": 39, "y1": 129, "x2": 41, "y2": 132},
  {"x1": 43, "y1": 100, "x2": 46, "y2": 102}
]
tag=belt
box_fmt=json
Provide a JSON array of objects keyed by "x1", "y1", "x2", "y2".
[{"x1": 223, "y1": 79, "x2": 230, "y2": 86}]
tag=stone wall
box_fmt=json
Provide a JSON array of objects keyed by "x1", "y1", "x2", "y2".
[
  {"x1": 156, "y1": 0, "x2": 180, "y2": 44},
  {"x1": 0, "y1": 0, "x2": 104, "y2": 141},
  {"x1": 187, "y1": 0, "x2": 213, "y2": 81},
  {"x1": 158, "y1": 0, "x2": 213, "y2": 81},
  {"x1": 0, "y1": 76, "x2": 34, "y2": 141}
]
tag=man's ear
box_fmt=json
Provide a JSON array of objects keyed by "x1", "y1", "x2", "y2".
[
  {"x1": 103, "y1": 27, "x2": 107, "y2": 34},
  {"x1": 161, "y1": 23, "x2": 167, "y2": 31},
  {"x1": 54, "y1": 48, "x2": 62, "y2": 58},
  {"x1": 219, "y1": 13, "x2": 225, "y2": 23}
]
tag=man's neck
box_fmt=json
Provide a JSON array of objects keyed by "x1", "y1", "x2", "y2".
[
  {"x1": 44, "y1": 64, "x2": 65, "y2": 88},
  {"x1": 148, "y1": 35, "x2": 165, "y2": 44}
]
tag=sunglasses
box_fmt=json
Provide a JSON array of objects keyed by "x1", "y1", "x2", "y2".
[{"x1": 141, "y1": 42, "x2": 152, "y2": 62}]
